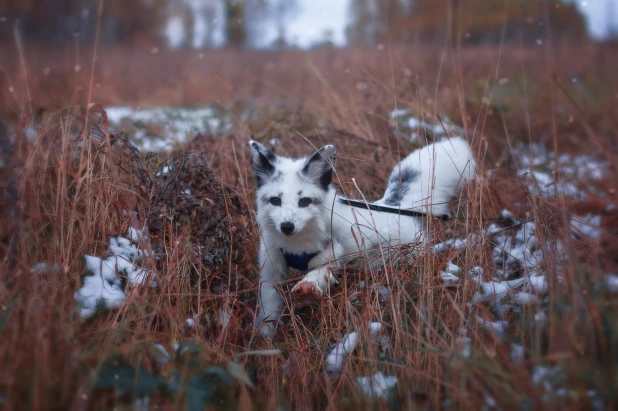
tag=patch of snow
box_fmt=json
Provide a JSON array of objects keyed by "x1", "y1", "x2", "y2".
[
  {"x1": 133, "y1": 396, "x2": 150, "y2": 411},
  {"x1": 534, "y1": 311, "x2": 548, "y2": 326},
  {"x1": 525, "y1": 275, "x2": 548, "y2": 294},
  {"x1": 456, "y1": 328, "x2": 472, "y2": 359},
  {"x1": 356, "y1": 372, "x2": 397, "y2": 400},
  {"x1": 378, "y1": 334, "x2": 391, "y2": 351},
  {"x1": 172, "y1": 342, "x2": 191, "y2": 355},
  {"x1": 152, "y1": 344, "x2": 170, "y2": 364},
  {"x1": 218, "y1": 308, "x2": 232, "y2": 327},
  {"x1": 109, "y1": 236, "x2": 139, "y2": 258},
  {"x1": 127, "y1": 227, "x2": 147, "y2": 243},
  {"x1": 605, "y1": 274, "x2": 618, "y2": 292},
  {"x1": 511, "y1": 292, "x2": 538, "y2": 305},
  {"x1": 368, "y1": 322, "x2": 382, "y2": 343},
  {"x1": 74, "y1": 228, "x2": 154, "y2": 318},
  {"x1": 127, "y1": 268, "x2": 155, "y2": 287},
  {"x1": 472, "y1": 280, "x2": 510, "y2": 304},
  {"x1": 156, "y1": 166, "x2": 171, "y2": 176},
  {"x1": 510, "y1": 343, "x2": 525, "y2": 364},
  {"x1": 532, "y1": 365, "x2": 567, "y2": 402},
  {"x1": 571, "y1": 214, "x2": 602, "y2": 239},
  {"x1": 476, "y1": 316, "x2": 508, "y2": 341},
  {"x1": 515, "y1": 142, "x2": 609, "y2": 200},
  {"x1": 31, "y1": 262, "x2": 60, "y2": 274},
  {"x1": 485, "y1": 396, "x2": 498, "y2": 408},
  {"x1": 122, "y1": 209, "x2": 138, "y2": 218},
  {"x1": 74, "y1": 275, "x2": 126, "y2": 318},
  {"x1": 326, "y1": 331, "x2": 358, "y2": 375},
  {"x1": 378, "y1": 285, "x2": 390, "y2": 300},
  {"x1": 460, "y1": 338, "x2": 472, "y2": 358},
  {"x1": 440, "y1": 271, "x2": 459, "y2": 283},
  {"x1": 446, "y1": 261, "x2": 461, "y2": 273},
  {"x1": 326, "y1": 322, "x2": 386, "y2": 377},
  {"x1": 388, "y1": 109, "x2": 463, "y2": 143},
  {"x1": 441, "y1": 261, "x2": 461, "y2": 283},
  {"x1": 104, "y1": 106, "x2": 231, "y2": 152},
  {"x1": 433, "y1": 237, "x2": 468, "y2": 253},
  {"x1": 389, "y1": 108, "x2": 409, "y2": 119}
]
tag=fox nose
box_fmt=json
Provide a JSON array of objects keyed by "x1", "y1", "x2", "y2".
[{"x1": 280, "y1": 222, "x2": 295, "y2": 235}]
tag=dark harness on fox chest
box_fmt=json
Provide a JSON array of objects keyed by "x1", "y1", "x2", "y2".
[{"x1": 281, "y1": 250, "x2": 321, "y2": 271}]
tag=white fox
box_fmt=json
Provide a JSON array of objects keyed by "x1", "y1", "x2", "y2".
[{"x1": 248, "y1": 137, "x2": 476, "y2": 340}]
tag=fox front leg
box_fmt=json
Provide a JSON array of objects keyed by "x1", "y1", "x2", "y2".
[
  {"x1": 291, "y1": 265, "x2": 338, "y2": 302},
  {"x1": 256, "y1": 244, "x2": 289, "y2": 341},
  {"x1": 291, "y1": 240, "x2": 344, "y2": 302}
]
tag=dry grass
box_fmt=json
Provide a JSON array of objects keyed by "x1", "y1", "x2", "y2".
[{"x1": 1, "y1": 41, "x2": 617, "y2": 409}]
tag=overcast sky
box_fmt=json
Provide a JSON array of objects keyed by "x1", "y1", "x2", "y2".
[
  {"x1": 278, "y1": 0, "x2": 618, "y2": 47},
  {"x1": 579, "y1": 0, "x2": 618, "y2": 38}
]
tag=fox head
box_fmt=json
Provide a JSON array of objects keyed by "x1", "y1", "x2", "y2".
[{"x1": 248, "y1": 140, "x2": 336, "y2": 238}]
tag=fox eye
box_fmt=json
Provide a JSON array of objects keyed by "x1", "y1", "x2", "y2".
[
  {"x1": 298, "y1": 197, "x2": 312, "y2": 208},
  {"x1": 269, "y1": 197, "x2": 282, "y2": 206}
]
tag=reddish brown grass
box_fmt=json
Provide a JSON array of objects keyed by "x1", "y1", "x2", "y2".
[{"x1": 1, "y1": 41, "x2": 617, "y2": 409}]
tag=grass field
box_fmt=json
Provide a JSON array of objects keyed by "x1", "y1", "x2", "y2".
[{"x1": 1, "y1": 42, "x2": 617, "y2": 409}]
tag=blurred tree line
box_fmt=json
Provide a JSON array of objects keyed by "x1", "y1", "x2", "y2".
[
  {"x1": 0, "y1": 0, "x2": 283, "y2": 48},
  {"x1": 0, "y1": 0, "x2": 167, "y2": 45},
  {"x1": 0, "y1": 0, "x2": 590, "y2": 48},
  {"x1": 347, "y1": 0, "x2": 589, "y2": 46}
]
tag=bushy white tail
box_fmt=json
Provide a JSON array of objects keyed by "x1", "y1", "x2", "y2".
[{"x1": 375, "y1": 137, "x2": 476, "y2": 217}]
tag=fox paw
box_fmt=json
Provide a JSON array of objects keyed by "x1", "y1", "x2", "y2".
[{"x1": 291, "y1": 281, "x2": 324, "y2": 303}]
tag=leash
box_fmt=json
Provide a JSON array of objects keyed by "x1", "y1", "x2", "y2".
[{"x1": 338, "y1": 198, "x2": 450, "y2": 221}]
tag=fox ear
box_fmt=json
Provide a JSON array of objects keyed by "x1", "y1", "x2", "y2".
[
  {"x1": 248, "y1": 140, "x2": 277, "y2": 187},
  {"x1": 302, "y1": 145, "x2": 336, "y2": 190}
]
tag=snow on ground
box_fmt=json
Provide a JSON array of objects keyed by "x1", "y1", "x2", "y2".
[
  {"x1": 151, "y1": 343, "x2": 170, "y2": 364},
  {"x1": 324, "y1": 321, "x2": 396, "y2": 399},
  {"x1": 475, "y1": 316, "x2": 508, "y2": 342},
  {"x1": 514, "y1": 142, "x2": 609, "y2": 200},
  {"x1": 606, "y1": 275, "x2": 618, "y2": 292},
  {"x1": 389, "y1": 109, "x2": 463, "y2": 143},
  {"x1": 528, "y1": 364, "x2": 605, "y2": 407},
  {"x1": 218, "y1": 308, "x2": 232, "y2": 328},
  {"x1": 326, "y1": 322, "x2": 390, "y2": 381},
  {"x1": 570, "y1": 214, "x2": 602, "y2": 239},
  {"x1": 440, "y1": 261, "x2": 461, "y2": 284},
  {"x1": 325, "y1": 331, "x2": 359, "y2": 376},
  {"x1": 31, "y1": 262, "x2": 60, "y2": 274},
  {"x1": 436, "y1": 204, "x2": 610, "y2": 399},
  {"x1": 104, "y1": 106, "x2": 231, "y2": 152},
  {"x1": 457, "y1": 328, "x2": 472, "y2": 359},
  {"x1": 433, "y1": 237, "x2": 469, "y2": 253},
  {"x1": 356, "y1": 372, "x2": 398, "y2": 400},
  {"x1": 74, "y1": 228, "x2": 155, "y2": 318}
]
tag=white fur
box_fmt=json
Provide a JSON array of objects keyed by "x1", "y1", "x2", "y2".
[
  {"x1": 249, "y1": 138, "x2": 476, "y2": 340},
  {"x1": 374, "y1": 138, "x2": 476, "y2": 216}
]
